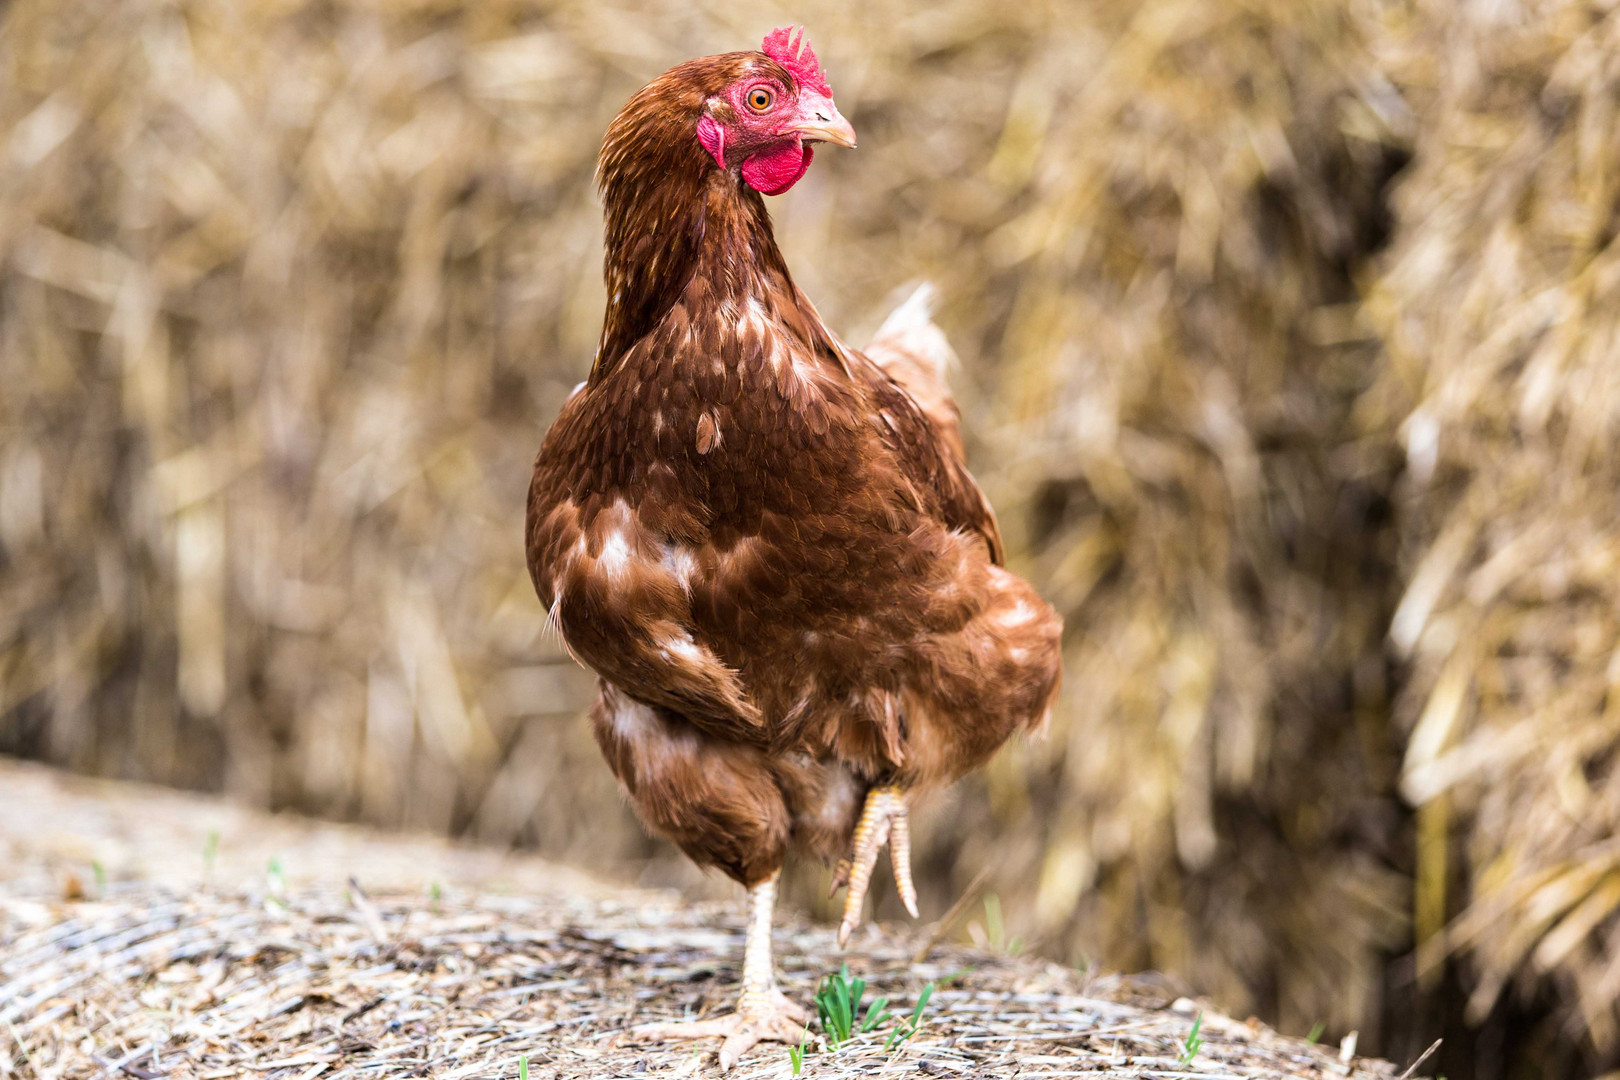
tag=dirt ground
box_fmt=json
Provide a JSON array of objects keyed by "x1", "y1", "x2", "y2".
[{"x1": 0, "y1": 759, "x2": 1419, "y2": 1079}]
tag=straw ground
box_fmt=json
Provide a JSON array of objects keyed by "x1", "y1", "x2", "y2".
[{"x1": 0, "y1": 758, "x2": 1417, "y2": 1080}]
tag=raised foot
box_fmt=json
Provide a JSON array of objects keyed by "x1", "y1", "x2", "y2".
[
  {"x1": 635, "y1": 990, "x2": 809, "y2": 1072},
  {"x1": 830, "y1": 785, "x2": 919, "y2": 947}
]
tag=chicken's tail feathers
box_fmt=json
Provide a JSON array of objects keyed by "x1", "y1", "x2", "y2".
[
  {"x1": 865, "y1": 281, "x2": 962, "y2": 434},
  {"x1": 867, "y1": 281, "x2": 953, "y2": 384}
]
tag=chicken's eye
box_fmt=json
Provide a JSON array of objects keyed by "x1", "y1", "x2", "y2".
[{"x1": 746, "y1": 87, "x2": 773, "y2": 112}]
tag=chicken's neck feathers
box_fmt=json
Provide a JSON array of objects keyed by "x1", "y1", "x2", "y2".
[{"x1": 595, "y1": 139, "x2": 841, "y2": 384}]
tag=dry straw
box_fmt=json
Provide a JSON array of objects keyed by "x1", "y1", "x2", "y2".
[
  {"x1": 1361, "y1": 0, "x2": 1620, "y2": 1060},
  {"x1": 4, "y1": 882, "x2": 1409, "y2": 1080},
  {"x1": 3, "y1": 0, "x2": 1618, "y2": 1069},
  {"x1": 0, "y1": 758, "x2": 1410, "y2": 1080}
]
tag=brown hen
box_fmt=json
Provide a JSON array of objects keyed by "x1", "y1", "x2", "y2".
[{"x1": 525, "y1": 26, "x2": 1062, "y2": 1069}]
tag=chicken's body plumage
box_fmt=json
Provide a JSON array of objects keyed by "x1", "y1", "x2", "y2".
[{"x1": 525, "y1": 37, "x2": 1061, "y2": 1069}]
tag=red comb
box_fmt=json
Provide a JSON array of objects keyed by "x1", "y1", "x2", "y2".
[{"x1": 762, "y1": 25, "x2": 832, "y2": 96}]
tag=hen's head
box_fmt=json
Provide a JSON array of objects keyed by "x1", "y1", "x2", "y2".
[
  {"x1": 602, "y1": 27, "x2": 856, "y2": 200},
  {"x1": 693, "y1": 27, "x2": 856, "y2": 195}
]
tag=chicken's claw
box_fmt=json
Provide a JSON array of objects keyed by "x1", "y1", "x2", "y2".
[
  {"x1": 828, "y1": 857, "x2": 851, "y2": 899},
  {"x1": 635, "y1": 990, "x2": 808, "y2": 1072},
  {"x1": 833, "y1": 785, "x2": 919, "y2": 946}
]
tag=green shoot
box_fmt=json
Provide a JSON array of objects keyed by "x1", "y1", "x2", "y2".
[
  {"x1": 884, "y1": 981, "x2": 935, "y2": 1051},
  {"x1": 1177, "y1": 1012, "x2": 1204, "y2": 1065},
  {"x1": 517, "y1": 1055, "x2": 528, "y2": 1080},
  {"x1": 983, "y1": 893, "x2": 1005, "y2": 950},
  {"x1": 1306, "y1": 1020, "x2": 1325, "y2": 1044},
  {"x1": 203, "y1": 830, "x2": 220, "y2": 875},
  {"x1": 910, "y1": 982, "x2": 935, "y2": 1026},
  {"x1": 860, "y1": 995, "x2": 891, "y2": 1033},
  {"x1": 265, "y1": 856, "x2": 287, "y2": 911},
  {"x1": 815, "y1": 963, "x2": 885, "y2": 1047},
  {"x1": 787, "y1": 1027, "x2": 809, "y2": 1074},
  {"x1": 90, "y1": 861, "x2": 105, "y2": 896},
  {"x1": 812, "y1": 967, "x2": 937, "y2": 1055}
]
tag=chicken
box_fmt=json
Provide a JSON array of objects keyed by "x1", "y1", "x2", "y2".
[{"x1": 525, "y1": 26, "x2": 1062, "y2": 1069}]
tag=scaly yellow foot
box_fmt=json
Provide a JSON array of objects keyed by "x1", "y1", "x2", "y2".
[
  {"x1": 636, "y1": 988, "x2": 808, "y2": 1072},
  {"x1": 633, "y1": 871, "x2": 806, "y2": 1071},
  {"x1": 830, "y1": 785, "x2": 918, "y2": 947}
]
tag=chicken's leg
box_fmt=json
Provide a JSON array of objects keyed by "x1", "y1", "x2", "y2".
[
  {"x1": 635, "y1": 870, "x2": 807, "y2": 1071},
  {"x1": 831, "y1": 785, "x2": 919, "y2": 947}
]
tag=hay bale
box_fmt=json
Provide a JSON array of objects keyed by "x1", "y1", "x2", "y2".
[
  {"x1": 1361, "y1": 0, "x2": 1620, "y2": 1064},
  {"x1": 894, "y1": 0, "x2": 1413, "y2": 1041},
  {"x1": 0, "y1": 0, "x2": 1413, "y2": 1055},
  {"x1": 0, "y1": 0, "x2": 635, "y2": 860}
]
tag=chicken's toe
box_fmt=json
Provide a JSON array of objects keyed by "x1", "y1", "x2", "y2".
[
  {"x1": 888, "y1": 809, "x2": 919, "y2": 919},
  {"x1": 835, "y1": 785, "x2": 918, "y2": 946},
  {"x1": 828, "y1": 857, "x2": 852, "y2": 899},
  {"x1": 635, "y1": 990, "x2": 808, "y2": 1073},
  {"x1": 635, "y1": 1017, "x2": 737, "y2": 1042},
  {"x1": 718, "y1": 994, "x2": 810, "y2": 1071}
]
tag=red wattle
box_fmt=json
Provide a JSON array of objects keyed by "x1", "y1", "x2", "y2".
[{"x1": 741, "y1": 143, "x2": 814, "y2": 195}]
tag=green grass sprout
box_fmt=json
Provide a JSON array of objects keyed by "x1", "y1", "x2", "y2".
[
  {"x1": 787, "y1": 1026, "x2": 809, "y2": 1074},
  {"x1": 983, "y1": 894, "x2": 1005, "y2": 951},
  {"x1": 884, "y1": 981, "x2": 935, "y2": 1051},
  {"x1": 815, "y1": 963, "x2": 885, "y2": 1047},
  {"x1": 860, "y1": 994, "x2": 891, "y2": 1033},
  {"x1": 264, "y1": 856, "x2": 288, "y2": 912},
  {"x1": 1178, "y1": 1012, "x2": 1205, "y2": 1065},
  {"x1": 810, "y1": 966, "x2": 938, "y2": 1057}
]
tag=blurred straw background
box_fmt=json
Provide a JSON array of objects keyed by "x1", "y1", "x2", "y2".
[{"x1": 2, "y1": 0, "x2": 1619, "y2": 1075}]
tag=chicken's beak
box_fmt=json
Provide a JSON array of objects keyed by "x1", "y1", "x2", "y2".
[{"x1": 789, "y1": 93, "x2": 857, "y2": 149}]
